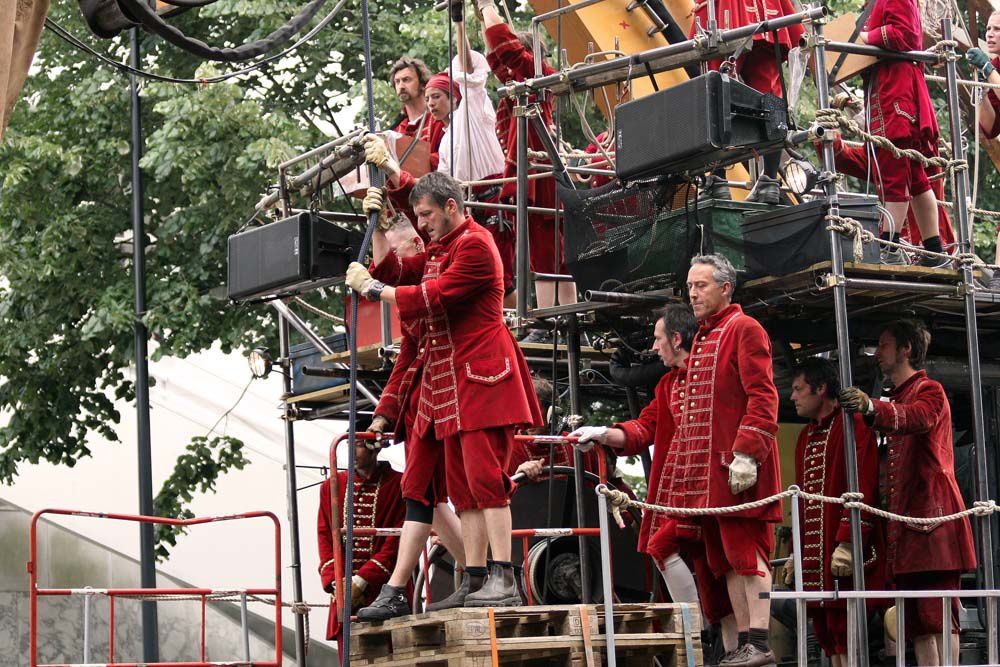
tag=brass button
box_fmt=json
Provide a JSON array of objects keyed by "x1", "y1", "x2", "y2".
[
  {"x1": 688, "y1": 416, "x2": 694, "y2": 422},
  {"x1": 689, "y1": 401, "x2": 695, "y2": 408},
  {"x1": 679, "y1": 380, "x2": 685, "y2": 385},
  {"x1": 690, "y1": 388, "x2": 696, "y2": 394},
  {"x1": 419, "y1": 348, "x2": 425, "y2": 354},
  {"x1": 429, "y1": 325, "x2": 435, "y2": 331},
  {"x1": 432, "y1": 339, "x2": 438, "y2": 345},
  {"x1": 694, "y1": 361, "x2": 700, "y2": 367},
  {"x1": 692, "y1": 374, "x2": 699, "y2": 380},
  {"x1": 700, "y1": 335, "x2": 706, "y2": 341},
  {"x1": 679, "y1": 392, "x2": 685, "y2": 398}
]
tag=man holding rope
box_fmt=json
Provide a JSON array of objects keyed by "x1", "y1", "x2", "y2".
[
  {"x1": 569, "y1": 303, "x2": 737, "y2": 663},
  {"x1": 786, "y1": 358, "x2": 881, "y2": 667},
  {"x1": 840, "y1": 319, "x2": 975, "y2": 665},
  {"x1": 346, "y1": 171, "x2": 542, "y2": 618},
  {"x1": 965, "y1": 10, "x2": 1000, "y2": 289}
]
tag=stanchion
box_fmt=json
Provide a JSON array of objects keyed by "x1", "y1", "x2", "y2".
[
  {"x1": 809, "y1": 8, "x2": 870, "y2": 663},
  {"x1": 789, "y1": 486, "x2": 807, "y2": 667},
  {"x1": 596, "y1": 487, "x2": 617, "y2": 666}
]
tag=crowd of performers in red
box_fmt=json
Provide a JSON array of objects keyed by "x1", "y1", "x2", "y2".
[{"x1": 311, "y1": 0, "x2": 994, "y2": 664}]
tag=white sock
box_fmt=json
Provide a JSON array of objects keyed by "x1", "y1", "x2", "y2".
[{"x1": 658, "y1": 553, "x2": 700, "y2": 605}]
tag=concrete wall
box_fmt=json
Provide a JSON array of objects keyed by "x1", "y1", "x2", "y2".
[{"x1": 0, "y1": 498, "x2": 335, "y2": 665}]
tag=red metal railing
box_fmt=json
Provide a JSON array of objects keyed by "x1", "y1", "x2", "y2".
[{"x1": 28, "y1": 508, "x2": 282, "y2": 667}]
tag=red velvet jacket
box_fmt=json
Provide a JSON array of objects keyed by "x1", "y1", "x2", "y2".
[
  {"x1": 616, "y1": 304, "x2": 782, "y2": 530},
  {"x1": 863, "y1": 0, "x2": 938, "y2": 144},
  {"x1": 371, "y1": 216, "x2": 543, "y2": 439},
  {"x1": 394, "y1": 112, "x2": 445, "y2": 172},
  {"x1": 794, "y1": 408, "x2": 882, "y2": 606},
  {"x1": 825, "y1": 137, "x2": 956, "y2": 246},
  {"x1": 982, "y1": 56, "x2": 1000, "y2": 139},
  {"x1": 690, "y1": 0, "x2": 804, "y2": 49},
  {"x1": 870, "y1": 370, "x2": 976, "y2": 577},
  {"x1": 317, "y1": 463, "x2": 406, "y2": 640},
  {"x1": 484, "y1": 23, "x2": 558, "y2": 216}
]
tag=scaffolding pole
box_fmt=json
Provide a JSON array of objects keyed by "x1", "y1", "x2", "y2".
[
  {"x1": 941, "y1": 19, "x2": 998, "y2": 663},
  {"x1": 809, "y1": 14, "x2": 869, "y2": 665}
]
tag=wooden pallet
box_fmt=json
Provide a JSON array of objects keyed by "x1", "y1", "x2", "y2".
[{"x1": 350, "y1": 604, "x2": 703, "y2": 667}]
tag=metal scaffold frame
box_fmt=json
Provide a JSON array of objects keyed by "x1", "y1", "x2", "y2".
[{"x1": 259, "y1": 1, "x2": 1000, "y2": 664}]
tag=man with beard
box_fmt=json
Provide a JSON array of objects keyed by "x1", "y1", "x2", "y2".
[
  {"x1": 840, "y1": 320, "x2": 975, "y2": 665},
  {"x1": 787, "y1": 358, "x2": 880, "y2": 667},
  {"x1": 347, "y1": 171, "x2": 542, "y2": 618},
  {"x1": 389, "y1": 56, "x2": 445, "y2": 169}
]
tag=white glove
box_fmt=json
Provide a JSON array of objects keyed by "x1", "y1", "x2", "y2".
[
  {"x1": 362, "y1": 186, "x2": 391, "y2": 231},
  {"x1": 363, "y1": 133, "x2": 400, "y2": 177},
  {"x1": 568, "y1": 426, "x2": 609, "y2": 452},
  {"x1": 782, "y1": 555, "x2": 795, "y2": 587},
  {"x1": 728, "y1": 452, "x2": 758, "y2": 494},
  {"x1": 345, "y1": 261, "x2": 375, "y2": 295},
  {"x1": 830, "y1": 542, "x2": 853, "y2": 578}
]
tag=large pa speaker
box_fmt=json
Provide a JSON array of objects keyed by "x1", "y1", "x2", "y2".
[
  {"x1": 614, "y1": 71, "x2": 788, "y2": 181},
  {"x1": 227, "y1": 212, "x2": 362, "y2": 303}
]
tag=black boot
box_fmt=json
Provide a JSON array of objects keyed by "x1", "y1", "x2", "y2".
[
  {"x1": 697, "y1": 174, "x2": 733, "y2": 203},
  {"x1": 745, "y1": 175, "x2": 781, "y2": 204},
  {"x1": 356, "y1": 584, "x2": 411, "y2": 621},
  {"x1": 426, "y1": 570, "x2": 486, "y2": 611},
  {"x1": 464, "y1": 562, "x2": 522, "y2": 607}
]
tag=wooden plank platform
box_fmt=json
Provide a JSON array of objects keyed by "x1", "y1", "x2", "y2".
[
  {"x1": 742, "y1": 260, "x2": 973, "y2": 292},
  {"x1": 322, "y1": 341, "x2": 392, "y2": 367},
  {"x1": 283, "y1": 383, "x2": 351, "y2": 405},
  {"x1": 350, "y1": 604, "x2": 702, "y2": 667}
]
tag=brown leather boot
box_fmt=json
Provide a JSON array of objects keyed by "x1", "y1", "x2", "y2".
[{"x1": 426, "y1": 570, "x2": 486, "y2": 612}]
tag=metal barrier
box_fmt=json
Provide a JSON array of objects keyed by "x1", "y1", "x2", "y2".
[{"x1": 28, "y1": 508, "x2": 282, "y2": 667}]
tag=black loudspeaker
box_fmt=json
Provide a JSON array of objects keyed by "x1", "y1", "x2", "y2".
[
  {"x1": 614, "y1": 71, "x2": 789, "y2": 181},
  {"x1": 227, "y1": 212, "x2": 362, "y2": 303}
]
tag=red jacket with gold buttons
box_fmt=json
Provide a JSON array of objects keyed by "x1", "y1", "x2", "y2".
[
  {"x1": 370, "y1": 215, "x2": 542, "y2": 439},
  {"x1": 870, "y1": 370, "x2": 976, "y2": 577},
  {"x1": 794, "y1": 408, "x2": 882, "y2": 605},
  {"x1": 616, "y1": 304, "x2": 782, "y2": 529},
  {"x1": 863, "y1": 0, "x2": 938, "y2": 145}
]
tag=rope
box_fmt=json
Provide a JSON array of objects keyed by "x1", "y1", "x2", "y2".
[
  {"x1": 814, "y1": 108, "x2": 967, "y2": 176},
  {"x1": 825, "y1": 214, "x2": 876, "y2": 263},
  {"x1": 825, "y1": 212, "x2": 1000, "y2": 270},
  {"x1": 293, "y1": 297, "x2": 345, "y2": 323},
  {"x1": 597, "y1": 484, "x2": 1000, "y2": 530}
]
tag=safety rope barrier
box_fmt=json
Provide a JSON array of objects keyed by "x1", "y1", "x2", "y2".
[
  {"x1": 596, "y1": 484, "x2": 999, "y2": 530},
  {"x1": 824, "y1": 213, "x2": 1000, "y2": 270},
  {"x1": 814, "y1": 108, "x2": 967, "y2": 176}
]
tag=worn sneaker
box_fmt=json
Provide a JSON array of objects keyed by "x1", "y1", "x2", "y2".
[
  {"x1": 426, "y1": 571, "x2": 485, "y2": 612},
  {"x1": 697, "y1": 174, "x2": 733, "y2": 203},
  {"x1": 356, "y1": 584, "x2": 410, "y2": 621},
  {"x1": 745, "y1": 175, "x2": 781, "y2": 205},
  {"x1": 464, "y1": 562, "x2": 523, "y2": 607},
  {"x1": 719, "y1": 643, "x2": 777, "y2": 667},
  {"x1": 520, "y1": 329, "x2": 552, "y2": 345},
  {"x1": 880, "y1": 246, "x2": 909, "y2": 266}
]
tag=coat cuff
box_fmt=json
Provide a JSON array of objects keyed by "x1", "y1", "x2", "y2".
[
  {"x1": 611, "y1": 422, "x2": 650, "y2": 457},
  {"x1": 370, "y1": 251, "x2": 403, "y2": 284},
  {"x1": 484, "y1": 23, "x2": 518, "y2": 51},
  {"x1": 357, "y1": 559, "x2": 391, "y2": 589},
  {"x1": 396, "y1": 281, "x2": 443, "y2": 321},
  {"x1": 732, "y1": 420, "x2": 778, "y2": 462}
]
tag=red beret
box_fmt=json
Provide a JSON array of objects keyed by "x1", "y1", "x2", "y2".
[{"x1": 426, "y1": 73, "x2": 461, "y2": 106}]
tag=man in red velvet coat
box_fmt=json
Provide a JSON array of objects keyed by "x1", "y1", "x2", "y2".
[
  {"x1": 389, "y1": 56, "x2": 445, "y2": 172},
  {"x1": 860, "y1": 0, "x2": 945, "y2": 265},
  {"x1": 570, "y1": 304, "x2": 737, "y2": 659},
  {"x1": 787, "y1": 358, "x2": 881, "y2": 667},
  {"x1": 691, "y1": 0, "x2": 805, "y2": 203},
  {"x1": 345, "y1": 170, "x2": 543, "y2": 619},
  {"x1": 840, "y1": 319, "x2": 976, "y2": 665},
  {"x1": 474, "y1": 0, "x2": 577, "y2": 321},
  {"x1": 317, "y1": 441, "x2": 405, "y2": 652}
]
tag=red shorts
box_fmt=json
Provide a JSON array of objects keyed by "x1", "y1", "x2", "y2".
[
  {"x1": 528, "y1": 215, "x2": 568, "y2": 275},
  {"x1": 738, "y1": 44, "x2": 782, "y2": 98},
  {"x1": 874, "y1": 142, "x2": 932, "y2": 203},
  {"x1": 445, "y1": 426, "x2": 515, "y2": 512},
  {"x1": 401, "y1": 419, "x2": 448, "y2": 507},
  {"x1": 702, "y1": 516, "x2": 773, "y2": 578},
  {"x1": 894, "y1": 571, "x2": 962, "y2": 637},
  {"x1": 811, "y1": 607, "x2": 848, "y2": 657},
  {"x1": 646, "y1": 519, "x2": 700, "y2": 565}
]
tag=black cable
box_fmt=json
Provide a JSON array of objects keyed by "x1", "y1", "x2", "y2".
[
  {"x1": 116, "y1": 0, "x2": 329, "y2": 62},
  {"x1": 43, "y1": 0, "x2": 345, "y2": 85},
  {"x1": 157, "y1": 0, "x2": 221, "y2": 6}
]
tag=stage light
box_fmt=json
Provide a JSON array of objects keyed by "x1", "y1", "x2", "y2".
[
  {"x1": 248, "y1": 347, "x2": 273, "y2": 379},
  {"x1": 781, "y1": 156, "x2": 820, "y2": 196}
]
